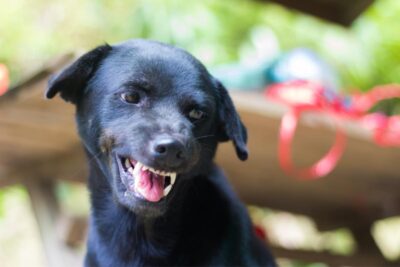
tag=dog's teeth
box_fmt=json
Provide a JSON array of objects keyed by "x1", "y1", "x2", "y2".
[
  {"x1": 133, "y1": 162, "x2": 143, "y2": 177},
  {"x1": 142, "y1": 165, "x2": 148, "y2": 171},
  {"x1": 170, "y1": 173, "x2": 177, "y2": 185},
  {"x1": 160, "y1": 171, "x2": 166, "y2": 176},
  {"x1": 163, "y1": 185, "x2": 172, "y2": 197},
  {"x1": 127, "y1": 167, "x2": 134, "y2": 175},
  {"x1": 125, "y1": 158, "x2": 131, "y2": 169}
]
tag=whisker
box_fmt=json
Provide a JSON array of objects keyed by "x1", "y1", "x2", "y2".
[
  {"x1": 66, "y1": 150, "x2": 103, "y2": 179},
  {"x1": 195, "y1": 134, "x2": 215, "y2": 140}
]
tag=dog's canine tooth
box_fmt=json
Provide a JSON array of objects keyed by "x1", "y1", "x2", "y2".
[
  {"x1": 125, "y1": 158, "x2": 131, "y2": 169},
  {"x1": 163, "y1": 185, "x2": 172, "y2": 197},
  {"x1": 127, "y1": 167, "x2": 134, "y2": 176},
  {"x1": 142, "y1": 165, "x2": 148, "y2": 171},
  {"x1": 170, "y1": 173, "x2": 177, "y2": 185},
  {"x1": 133, "y1": 162, "x2": 143, "y2": 177}
]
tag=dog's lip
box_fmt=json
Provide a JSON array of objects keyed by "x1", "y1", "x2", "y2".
[{"x1": 115, "y1": 154, "x2": 178, "y2": 202}]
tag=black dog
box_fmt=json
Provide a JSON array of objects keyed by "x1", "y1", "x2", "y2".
[{"x1": 46, "y1": 40, "x2": 275, "y2": 267}]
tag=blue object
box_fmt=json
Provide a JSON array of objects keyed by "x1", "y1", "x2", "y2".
[
  {"x1": 210, "y1": 63, "x2": 269, "y2": 90},
  {"x1": 266, "y1": 48, "x2": 339, "y2": 91}
]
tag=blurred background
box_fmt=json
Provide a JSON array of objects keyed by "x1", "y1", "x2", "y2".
[
  {"x1": 1, "y1": 0, "x2": 400, "y2": 266},
  {"x1": 2, "y1": 0, "x2": 400, "y2": 90}
]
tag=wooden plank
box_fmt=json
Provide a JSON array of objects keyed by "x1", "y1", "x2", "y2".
[
  {"x1": 0, "y1": 105, "x2": 76, "y2": 157},
  {"x1": 0, "y1": 54, "x2": 78, "y2": 176},
  {"x1": 0, "y1": 148, "x2": 73, "y2": 166},
  {"x1": 0, "y1": 128, "x2": 74, "y2": 153},
  {"x1": 0, "y1": 143, "x2": 87, "y2": 187},
  {"x1": 0, "y1": 105, "x2": 75, "y2": 128},
  {"x1": 0, "y1": 121, "x2": 76, "y2": 149},
  {"x1": 0, "y1": 175, "x2": 20, "y2": 188},
  {"x1": 0, "y1": 80, "x2": 74, "y2": 115},
  {"x1": 0, "y1": 119, "x2": 76, "y2": 146},
  {"x1": 272, "y1": 247, "x2": 390, "y2": 266},
  {"x1": 0, "y1": 53, "x2": 73, "y2": 105}
]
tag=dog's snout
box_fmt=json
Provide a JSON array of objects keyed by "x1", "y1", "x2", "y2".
[{"x1": 151, "y1": 138, "x2": 187, "y2": 167}]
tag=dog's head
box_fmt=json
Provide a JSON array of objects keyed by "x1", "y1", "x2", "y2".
[{"x1": 46, "y1": 40, "x2": 247, "y2": 217}]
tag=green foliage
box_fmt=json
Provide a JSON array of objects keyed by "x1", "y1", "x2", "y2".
[
  {"x1": 0, "y1": 190, "x2": 6, "y2": 217},
  {"x1": 0, "y1": 186, "x2": 45, "y2": 267},
  {"x1": 0, "y1": 0, "x2": 399, "y2": 90},
  {"x1": 0, "y1": 187, "x2": 26, "y2": 218},
  {"x1": 56, "y1": 182, "x2": 90, "y2": 216}
]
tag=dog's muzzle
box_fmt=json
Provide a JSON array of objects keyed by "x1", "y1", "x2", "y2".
[{"x1": 120, "y1": 157, "x2": 177, "y2": 202}]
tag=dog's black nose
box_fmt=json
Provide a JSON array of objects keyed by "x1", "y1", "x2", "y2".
[{"x1": 151, "y1": 138, "x2": 186, "y2": 166}]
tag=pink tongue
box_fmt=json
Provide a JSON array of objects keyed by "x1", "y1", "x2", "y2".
[{"x1": 134, "y1": 169, "x2": 165, "y2": 202}]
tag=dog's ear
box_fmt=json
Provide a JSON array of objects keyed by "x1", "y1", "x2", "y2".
[
  {"x1": 214, "y1": 79, "x2": 248, "y2": 161},
  {"x1": 45, "y1": 44, "x2": 112, "y2": 104}
]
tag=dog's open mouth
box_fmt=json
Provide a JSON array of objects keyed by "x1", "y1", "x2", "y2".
[{"x1": 119, "y1": 157, "x2": 177, "y2": 202}]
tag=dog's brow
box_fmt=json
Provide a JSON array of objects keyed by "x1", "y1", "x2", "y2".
[
  {"x1": 198, "y1": 94, "x2": 215, "y2": 109},
  {"x1": 124, "y1": 79, "x2": 152, "y2": 91}
]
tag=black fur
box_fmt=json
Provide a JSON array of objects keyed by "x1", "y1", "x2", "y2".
[{"x1": 46, "y1": 39, "x2": 275, "y2": 267}]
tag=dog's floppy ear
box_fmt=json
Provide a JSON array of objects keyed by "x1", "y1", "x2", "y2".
[
  {"x1": 215, "y1": 79, "x2": 248, "y2": 161},
  {"x1": 45, "y1": 44, "x2": 112, "y2": 104}
]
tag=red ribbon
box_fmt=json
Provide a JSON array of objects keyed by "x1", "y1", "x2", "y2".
[
  {"x1": 353, "y1": 85, "x2": 400, "y2": 147},
  {"x1": 278, "y1": 108, "x2": 346, "y2": 179},
  {"x1": 266, "y1": 81, "x2": 400, "y2": 179}
]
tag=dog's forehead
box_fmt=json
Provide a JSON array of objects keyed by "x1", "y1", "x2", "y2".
[{"x1": 95, "y1": 41, "x2": 215, "y2": 97}]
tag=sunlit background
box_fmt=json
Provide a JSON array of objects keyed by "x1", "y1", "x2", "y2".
[{"x1": 1, "y1": 0, "x2": 400, "y2": 266}]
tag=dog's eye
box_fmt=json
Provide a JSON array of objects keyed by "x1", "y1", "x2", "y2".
[
  {"x1": 188, "y1": 109, "x2": 206, "y2": 121},
  {"x1": 121, "y1": 92, "x2": 141, "y2": 104}
]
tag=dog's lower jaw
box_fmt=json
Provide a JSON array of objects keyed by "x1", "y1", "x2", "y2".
[{"x1": 86, "y1": 161, "x2": 177, "y2": 266}]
